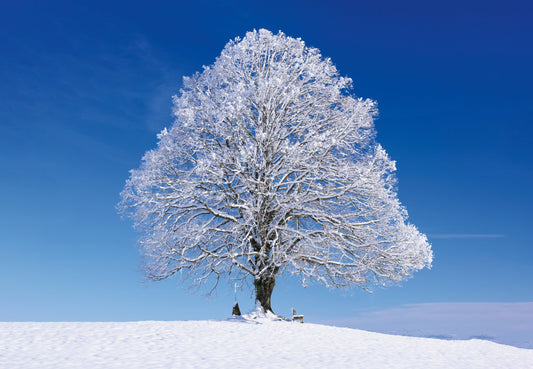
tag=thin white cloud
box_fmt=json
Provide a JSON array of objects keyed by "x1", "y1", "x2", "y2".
[
  {"x1": 127, "y1": 35, "x2": 182, "y2": 132},
  {"x1": 429, "y1": 234, "x2": 505, "y2": 239},
  {"x1": 318, "y1": 302, "x2": 533, "y2": 349}
]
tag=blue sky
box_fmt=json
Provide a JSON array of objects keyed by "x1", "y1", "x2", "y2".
[{"x1": 1, "y1": 0, "x2": 532, "y2": 343}]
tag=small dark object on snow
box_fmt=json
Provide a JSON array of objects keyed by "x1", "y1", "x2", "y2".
[
  {"x1": 232, "y1": 301, "x2": 241, "y2": 316},
  {"x1": 292, "y1": 308, "x2": 304, "y2": 323}
]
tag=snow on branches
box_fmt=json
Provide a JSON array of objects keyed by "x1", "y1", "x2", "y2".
[{"x1": 119, "y1": 29, "x2": 432, "y2": 310}]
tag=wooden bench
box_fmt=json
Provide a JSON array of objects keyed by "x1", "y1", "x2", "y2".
[{"x1": 292, "y1": 308, "x2": 304, "y2": 323}]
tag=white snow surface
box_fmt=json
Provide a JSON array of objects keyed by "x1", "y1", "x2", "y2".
[{"x1": 1, "y1": 318, "x2": 532, "y2": 369}]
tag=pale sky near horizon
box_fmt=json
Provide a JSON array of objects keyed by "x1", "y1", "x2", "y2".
[{"x1": 1, "y1": 0, "x2": 531, "y2": 345}]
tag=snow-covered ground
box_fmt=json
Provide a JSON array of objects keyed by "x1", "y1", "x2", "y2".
[{"x1": 1, "y1": 318, "x2": 532, "y2": 369}]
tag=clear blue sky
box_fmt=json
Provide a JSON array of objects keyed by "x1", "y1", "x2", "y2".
[{"x1": 1, "y1": 0, "x2": 532, "y2": 328}]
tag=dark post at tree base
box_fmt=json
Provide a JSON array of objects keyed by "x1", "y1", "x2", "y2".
[{"x1": 232, "y1": 301, "x2": 241, "y2": 316}]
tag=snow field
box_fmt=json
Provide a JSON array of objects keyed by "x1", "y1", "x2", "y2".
[{"x1": 1, "y1": 320, "x2": 532, "y2": 369}]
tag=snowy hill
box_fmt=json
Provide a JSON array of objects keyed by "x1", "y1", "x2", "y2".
[{"x1": 1, "y1": 319, "x2": 532, "y2": 368}]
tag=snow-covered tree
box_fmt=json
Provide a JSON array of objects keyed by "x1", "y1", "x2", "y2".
[{"x1": 119, "y1": 29, "x2": 432, "y2": 313}]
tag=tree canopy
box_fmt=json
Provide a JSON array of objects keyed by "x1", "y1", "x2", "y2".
[{"x1": 119, "y1": 29, "x2": 433, "y2": 312}]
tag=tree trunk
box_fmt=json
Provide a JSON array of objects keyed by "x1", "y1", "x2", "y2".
[{"x1": 254, "y1": 275, "x2": 276, "y2": 313}]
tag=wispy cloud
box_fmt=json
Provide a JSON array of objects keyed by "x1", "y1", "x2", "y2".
[
  {"x1": 318, "y1": 302, "x2": 533, "y2": 349},
  {"x1": 429, "y1": 234, "x2": 505, "y2": 239}
]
